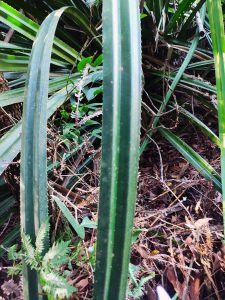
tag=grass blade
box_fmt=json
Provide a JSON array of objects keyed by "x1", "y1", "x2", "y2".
[
  {"x1": 0, "y1": 53, "x2": 29, "y2": 71},
  {"x1": 179, "y1": 107, "x2": 220, "y2": 147}
]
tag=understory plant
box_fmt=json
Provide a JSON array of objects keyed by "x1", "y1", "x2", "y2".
[
  {"x1": 7, "y1": 221, "x2": 76, "y2": 299},
  {"x1": 0, "y1": 0, "x2": 225, "y2": 299}
]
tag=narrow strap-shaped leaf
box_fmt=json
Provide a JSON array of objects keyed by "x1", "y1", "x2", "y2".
[
  {"x1": 94, "y1": 1, "x2": 142, "y2": 299},
  {"x1": 53, "y1": 196, "x2": 85, "y2": 239},
  {"x1": 140, "y1": 5, "x2": 206, "y2": 154},
  {"x1": 0, "y1": 71, "x2": 102, "y2": 107},
  {"x1": 0, "y1": 1, "x2": 98, "y2": 64},
  {"x1": 207, "y1": 0, "x2": 225, "y2": 240},
  {"x1": 165, "y1": 0, "x2": 196, "y2": 34},
  {"x1": 0, "y1": 70, "x2": 102, "y2": 175},
  {"x1": 0, "y1": 41, "x2": 29, "y2": 50},
  {"x1": 21, "y1": 6, "x2": 73, "y2": 238},
  {"x1": 0, "y1": 52, "x2": 69, "y2": 70},
  {"x1": 150, "y1": 69, "x2": 216, "y2": 93},
  {"x1": 179, "y1": 107, "x2": 220, "y2": 147},
  {"x1": 20, "y1": 7, "x2": 91, "y2": 299},
  {"x1": 159, "y1": 128, "x2": 222, "y2": 192},
  {"x1": 0, "y1": 53, "x2": 29, "y2": 71},
  {"x1": 186, "y1": 59, "x2": 214, "y2": 70}
]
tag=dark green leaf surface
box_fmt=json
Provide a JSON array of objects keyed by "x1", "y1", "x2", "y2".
[
  {"x1": 94, "y1": 0, "x2": 142, "y2": 299},
  {"x1": 19, "y1": 6, "x2": 92, "y2": 299},
  {"x1": 53, "y1": 196, "x2": 85, "y2": 239},
  {"x1": 159, "y1": 128, "x2": 222, "y2": 192},
  {"x1": 207, "y1": 0, "x2": 225, "y2": 240}
]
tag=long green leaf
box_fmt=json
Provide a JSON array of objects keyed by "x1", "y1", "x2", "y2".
[
  {"x1": 94, "y1": 1, "x2": 142, "y2": 299},
  {"x1": 0, "y1": 71, "x2": 102, "y2": 175},
  {"x1": 179, "y1": 107, "x2": 220, "y2": 147},
  {"x1": 0, "y1": 226, "x2": 20, "y2": 257},
  {"x1": 0, "y1": 1, "x2": 82, "y2": 64},
  {"x1": 207, "y1": 0, "x2": 225, "y2": 240},
  {"x1": 20, "y1": 7, "x2": 90, "y2": 299},
  {"x1": 53, "y1": 196, "x2": 85, "y2": 239},
  {"x1": 141, "y1": 5, "x2": 206, "y2": 154},
  {"x1": 0, "y1": 53, "x2": 29, "y2": 71},
  {"x1": 151, "y1": 69, "x2": 215, "y2": 93},
  {"x1": 0, "y1": 87, "x2": 71, "y2": 175},
  {"x1": 166, "y1": 0, "x2": 196, "y2": 33},
  {"x1": 159, "y1": 128, "x2": 222, "y2": 192}
]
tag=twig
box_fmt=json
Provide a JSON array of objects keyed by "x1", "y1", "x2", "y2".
[{"x1": 196, "y1": 11, "x2": 205, "y2": 37}]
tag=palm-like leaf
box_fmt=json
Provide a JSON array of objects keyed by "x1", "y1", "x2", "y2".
[
  {"x1": 207, "y1": 0, "x2": 225, "y2": 240},
  {"x1": 94, "y1": 0, "x2": 142, "y2": 299},
  {"x1": 19, "y1": 6, "x2": 97, "y2": 299}
]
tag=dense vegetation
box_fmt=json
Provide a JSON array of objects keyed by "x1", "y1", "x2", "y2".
[{"x1": 0, "y1": 0, "x2": 225, "y2": 299}]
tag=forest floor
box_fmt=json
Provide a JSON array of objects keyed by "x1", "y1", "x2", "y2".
[
  {"x1": 0, "y1": 122, "x2": 225, "y2": 299},
  {"x1": 0, "y1": 72, "x2": 225, "y2": 300}
]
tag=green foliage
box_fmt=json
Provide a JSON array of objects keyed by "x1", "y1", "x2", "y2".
[
  {"x1": 35, "y1": 221, "x2": 50, "y2": 259},
  {"x1": 1, "y1": 0, "x2": 225, "y2": 298},
  {"x1": 94, "y1": 1, "x2": 142, "y2": 299},
  {"x1": 53, "y1": 196, "x2": 85, "y2": 240},
  {"x1": 207, "y1": 0, "x2": 225, "y2": 239},
  {"x1": 128, "y1": 263, "x2": 155, "y2": 299},
  {"x1": 159, "y1": 128, "x2": 222, "y2": 192},
  {"x1": 21, "y1": 232, "x2": 37, "y2": 268},
  {"x1": 7, "y1": 221, "x2": 76, "y2": 299},
  {"x1": 40, "y1": 272, "x2": 76, "y2": 300},
  {"x1": 43, "y1": 240, "x2": 70, "y2": 269}
]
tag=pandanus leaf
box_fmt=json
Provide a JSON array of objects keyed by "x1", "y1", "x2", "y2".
[
  {"x1": 94, "y1": 0, "x2": 142, "y2": 299},
  {"x1": 20, "y1": 6, "x2": 94, "y2": 299},
  {"x1": 207, "y1": 0, "x2": 225, "y2": 240}
]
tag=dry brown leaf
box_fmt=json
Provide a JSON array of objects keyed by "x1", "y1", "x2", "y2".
[
  {"x1": 166, "y1": 267, "x2": 190, "y2": 300},
  {"x1": 75, "y1": 278, "x2": 89, "y2": 291},
  {"x1": 133, "y1": 244, "x2": 149, "y2": 259},
  {"x1": 189, "y1": 276, "x2": 201, "y2": 300}
]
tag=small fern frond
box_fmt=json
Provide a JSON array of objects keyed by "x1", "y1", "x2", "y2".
[
  {"x1": 35, "y1": 220, "x2": 50, "y2": 257},
  {"x1": 7, "y1": 264, "x2": 23, "y2": 277},
  {"x1": 41, "y1": 271, "x2": 77, "y2": 299},
  {"x1": 21, "y1": 231, "x2": 36, "y2": 267},
  {"x1": 7, "y1": 245, "x2": 20, "y2": 261},
  {"x1": 43, "y1": 240, "x2": 71, "y2": 269}
]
